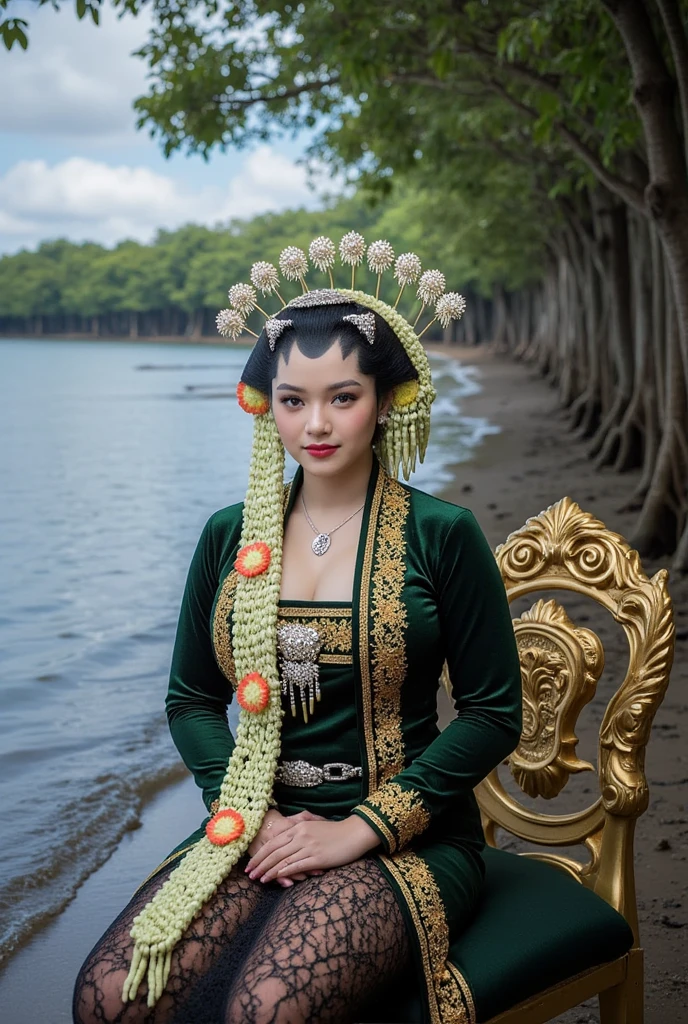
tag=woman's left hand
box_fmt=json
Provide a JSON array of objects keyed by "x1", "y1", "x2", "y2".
[{"x1": 245, "y1": 815, "x2": 380, "y2": 883}]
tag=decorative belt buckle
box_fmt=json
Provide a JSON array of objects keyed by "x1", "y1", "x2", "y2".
[
  {"x1": 276, "y1": 760, "x2": 362, "y2": 786},
  {"x1": 322, "y1": 763, "x2": 363, "y2": 782}
]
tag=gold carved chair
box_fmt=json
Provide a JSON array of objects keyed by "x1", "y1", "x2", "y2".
[{"x1": 445, "y1": 497, "x2": 675, "y2": 1024}]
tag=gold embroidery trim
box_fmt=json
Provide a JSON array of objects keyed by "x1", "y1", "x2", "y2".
[
  {"x1": 370, "y1": 479, "x2": 410, "y2": 785},
  {"x1": 381, "y1": 851, "x2": 472, "y2": 1024},
  {"x1": 358, "y1": 467, "x2": 386, "y2": 788},
  {"x1": 353, "y1": 804, "x2": 396, "y2": 851},
  {"x1": 363, "y1": 782, "x2": 431, "y2": 852},
  {"x1": 320, "y1": 654, "x2": 353, "y2": 665},
  {"x1": 213, "y1": 568, "x2": 239, "y2": 687},
  {"x1": 445, "y1": 962, "x2": 476, "y2": 1024},
  {"x1": 279, "y1": 606, "x2": 353, "y2": 619}
]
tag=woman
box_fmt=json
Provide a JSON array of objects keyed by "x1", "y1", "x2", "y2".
[{"x1": 73, "y1": 236, "x2": 522, "y2": 1024}]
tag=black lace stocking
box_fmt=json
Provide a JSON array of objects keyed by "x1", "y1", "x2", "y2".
[
  {"x1": 73, "y1": 856, "x2": 410, "y2": 1024},
  {"x1": 223, "y1": 858, "x2": 410, "y2": 1024},
  {"x1": 72, "y1": 859, "x2": 272, "y2": 1024}
]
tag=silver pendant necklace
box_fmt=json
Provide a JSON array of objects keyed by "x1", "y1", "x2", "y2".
[{"x1": 301, "y1": 492, "x2": 365, "y2": 556}]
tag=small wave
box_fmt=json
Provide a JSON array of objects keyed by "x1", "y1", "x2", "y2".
[
  {"x1": 427, "y1": 356, "x2": 483, "y2": 397},
  {"x1": 0, "y1": 742, "x2": 187, "y2": 967},
  {"x1": 459, "y1": 416, "x2": 502, "y2": 448},
  {"x1": 431, "y1": 395, "x2": 461, "y2": 418}
]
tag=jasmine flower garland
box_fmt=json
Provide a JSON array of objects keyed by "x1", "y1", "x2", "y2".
[{"x1": 122, "y1": 411, "x2": 286, "y2": 1007}]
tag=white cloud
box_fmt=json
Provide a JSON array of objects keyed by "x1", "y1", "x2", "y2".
[
  {"x1": 0, "y1": 147, "x2": 328, "y2": 251},
  {"x1": 0, "y1": 4, "x2": 150, "y2": 142}
]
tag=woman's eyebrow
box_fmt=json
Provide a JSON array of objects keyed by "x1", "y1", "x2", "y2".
[{"x1": 275, "y1": 379, "x2": 362, "y2": 392}]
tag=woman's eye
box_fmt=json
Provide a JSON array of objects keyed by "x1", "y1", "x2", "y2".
[
  {"x1": 333, "y1": 393, "x2": 357, "y2": 405},
  {"x1": 280, "y1": 396, "x2": 303, "y2": 408}
]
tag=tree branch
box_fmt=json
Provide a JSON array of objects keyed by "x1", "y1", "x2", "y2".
[
  {"x1": 455, "y1": 39, "x2": 606, "y2": 142},
  {"x1": 484, "y1": 75, "x2": 646, "y2": 213},
  {"x1": 218, "y1": 75, "x2": 340, "y2": 111}
]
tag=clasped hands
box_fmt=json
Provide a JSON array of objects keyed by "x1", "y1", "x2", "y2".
[{"x1": 245, "y1": 808, "x2": 379, "y2": 888}]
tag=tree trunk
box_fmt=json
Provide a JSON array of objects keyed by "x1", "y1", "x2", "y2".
[
  {"x1": 571, "y1": 252, "x2": 605, "y2": 437},
  {"x1": 630, "y1": 289, "x2": 686, "y2": 556},
  {"x1": 588, "y1": 202, "x2": 635, "y2": 461},
  {"x1": 603, "y1": 0, "x2": 688, "y2": 469},
  {"x1": 492, "y1": 284, "x2": 508, "y2": 350},
  {"x1": 599, "y1": 213, "x2": 648, "y2": 471},
  {"x1": 654, "y1": 0, "x2": 688, "y2": 168}
]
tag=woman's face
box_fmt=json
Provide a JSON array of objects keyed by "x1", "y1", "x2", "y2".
[{"x1": 271, "y1": 339, "x2": 386, "y2": 478}]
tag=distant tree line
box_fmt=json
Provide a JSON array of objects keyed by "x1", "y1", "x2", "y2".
[{"x1": 0, "y1": 191, "x2": 533, "y2": 344}]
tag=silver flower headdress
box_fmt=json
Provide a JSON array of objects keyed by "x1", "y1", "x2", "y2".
[{"x1": 214, "y1": 233, "x2": 467, "y2": 479}]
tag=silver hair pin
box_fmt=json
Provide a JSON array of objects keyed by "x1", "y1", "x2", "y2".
[
  {"x1": 265, "y1": 318, "x2": 294, "y2": 351},
  {"x1": 342, "y1": 312, "x2": 376, "y2": 345}
]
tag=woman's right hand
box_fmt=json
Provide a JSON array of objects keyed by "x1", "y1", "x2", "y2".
[{"x1": 248, "y1": 809, "x2": 326, "y2": 887}]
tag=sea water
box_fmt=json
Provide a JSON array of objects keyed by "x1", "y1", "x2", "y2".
[{"x1": 0, "y1": 338, "x2": 497, "y2": 964}]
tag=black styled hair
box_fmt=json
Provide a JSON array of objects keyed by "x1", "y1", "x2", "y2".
[{"x1": 240, "y1": 301, "x2": 418, "y2": 400}]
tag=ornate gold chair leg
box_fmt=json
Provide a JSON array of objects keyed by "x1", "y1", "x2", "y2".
[{"x1": 598, "y1": 951, "x2": 643, "y2": 1024}]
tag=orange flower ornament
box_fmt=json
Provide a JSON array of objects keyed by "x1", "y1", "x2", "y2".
[
  {"x1": 235, "y1": 541, "x2": 271, "y2": 578},
  {"x1": 237, "y1": 672, "x2": 271, "y2": 714},
  {"x1": 237, "y1": 382, "x2": 270, "y2": 415},
  {"x1": 206, "y1": 808, "x2": 245, "y2": 846}
]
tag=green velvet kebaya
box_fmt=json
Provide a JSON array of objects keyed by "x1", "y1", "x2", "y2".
[{"x1": 162, "y1": 458, "x2": 522, "y2": 1024}]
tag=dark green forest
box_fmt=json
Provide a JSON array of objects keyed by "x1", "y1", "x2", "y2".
[{"x1": 0, "y1": 187, "x2": 539, "y2": 342}]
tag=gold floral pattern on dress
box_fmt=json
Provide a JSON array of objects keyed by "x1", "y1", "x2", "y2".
[
  {"x1": 444, "y1": 962, "x2": 476, "y2": 1024},
  {"x1": 381, "y1": 852, "x2": 473, "y2": 1024},
  {"x1": 358, "y1": 469, "x2": 385, "y2": 778},
  {"x1": 213, "y1": 568, "x2": 239, "y2": 687},
  {"x1": 369, "y1": 477, "x2": 410, "y2": 786},
  {"x1": 360, "y1": 782, "x2": 430, "y2": 853}
]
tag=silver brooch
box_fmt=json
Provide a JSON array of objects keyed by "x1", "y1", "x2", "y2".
[
  {"x1": 265, "y1": 318, "x2": 293, "y2": 351},
  {"x1": 277, "y1": 623, "x2": 323, "y2": 722},
  {"x1": 343, "y1": 312, "x2": 375, "y2": 345}
]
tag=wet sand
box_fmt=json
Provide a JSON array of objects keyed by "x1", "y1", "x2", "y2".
[{"x1": 1, "y1": 346, "x2": 686, "y2": 1023}]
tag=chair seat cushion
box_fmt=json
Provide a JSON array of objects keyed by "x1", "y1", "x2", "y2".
[
  {"x1": 452, "y1": 846, "x2": 634, "y2": 1020},
  {"x1": 358, "y1": 846, "x2": 634, "y2": 1023}
]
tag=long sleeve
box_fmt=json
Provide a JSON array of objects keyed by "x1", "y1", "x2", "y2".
[
  {"x1": 352, "y1": 509, "x2": 523, "y2": 853},
  {"x1": 166, "y1": 514, "x2": 236, "y2": 813}
]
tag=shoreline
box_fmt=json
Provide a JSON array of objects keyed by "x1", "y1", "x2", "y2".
[{"x1": 2, "y1": 347, "x2": 685, "y2": 1023}]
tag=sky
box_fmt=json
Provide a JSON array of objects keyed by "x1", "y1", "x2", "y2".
[{"x1": 0, "y1": 3, "x2": 324, "y2": 254}]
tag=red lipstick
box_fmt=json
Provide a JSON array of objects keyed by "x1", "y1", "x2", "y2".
[{"x1": 304, "y1": 444, "x2": 339, "y2": 458}]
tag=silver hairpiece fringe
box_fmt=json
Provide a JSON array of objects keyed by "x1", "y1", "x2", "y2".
[
  {"x1": 265, "y1": 318, "x2": 294, "y2": 351},
  {"x1": 286, "y1": 289, "x2": 344, "y2": 309},
  {"x1": 343, "y1": 312, "x2": 376, "y2": 345}
]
